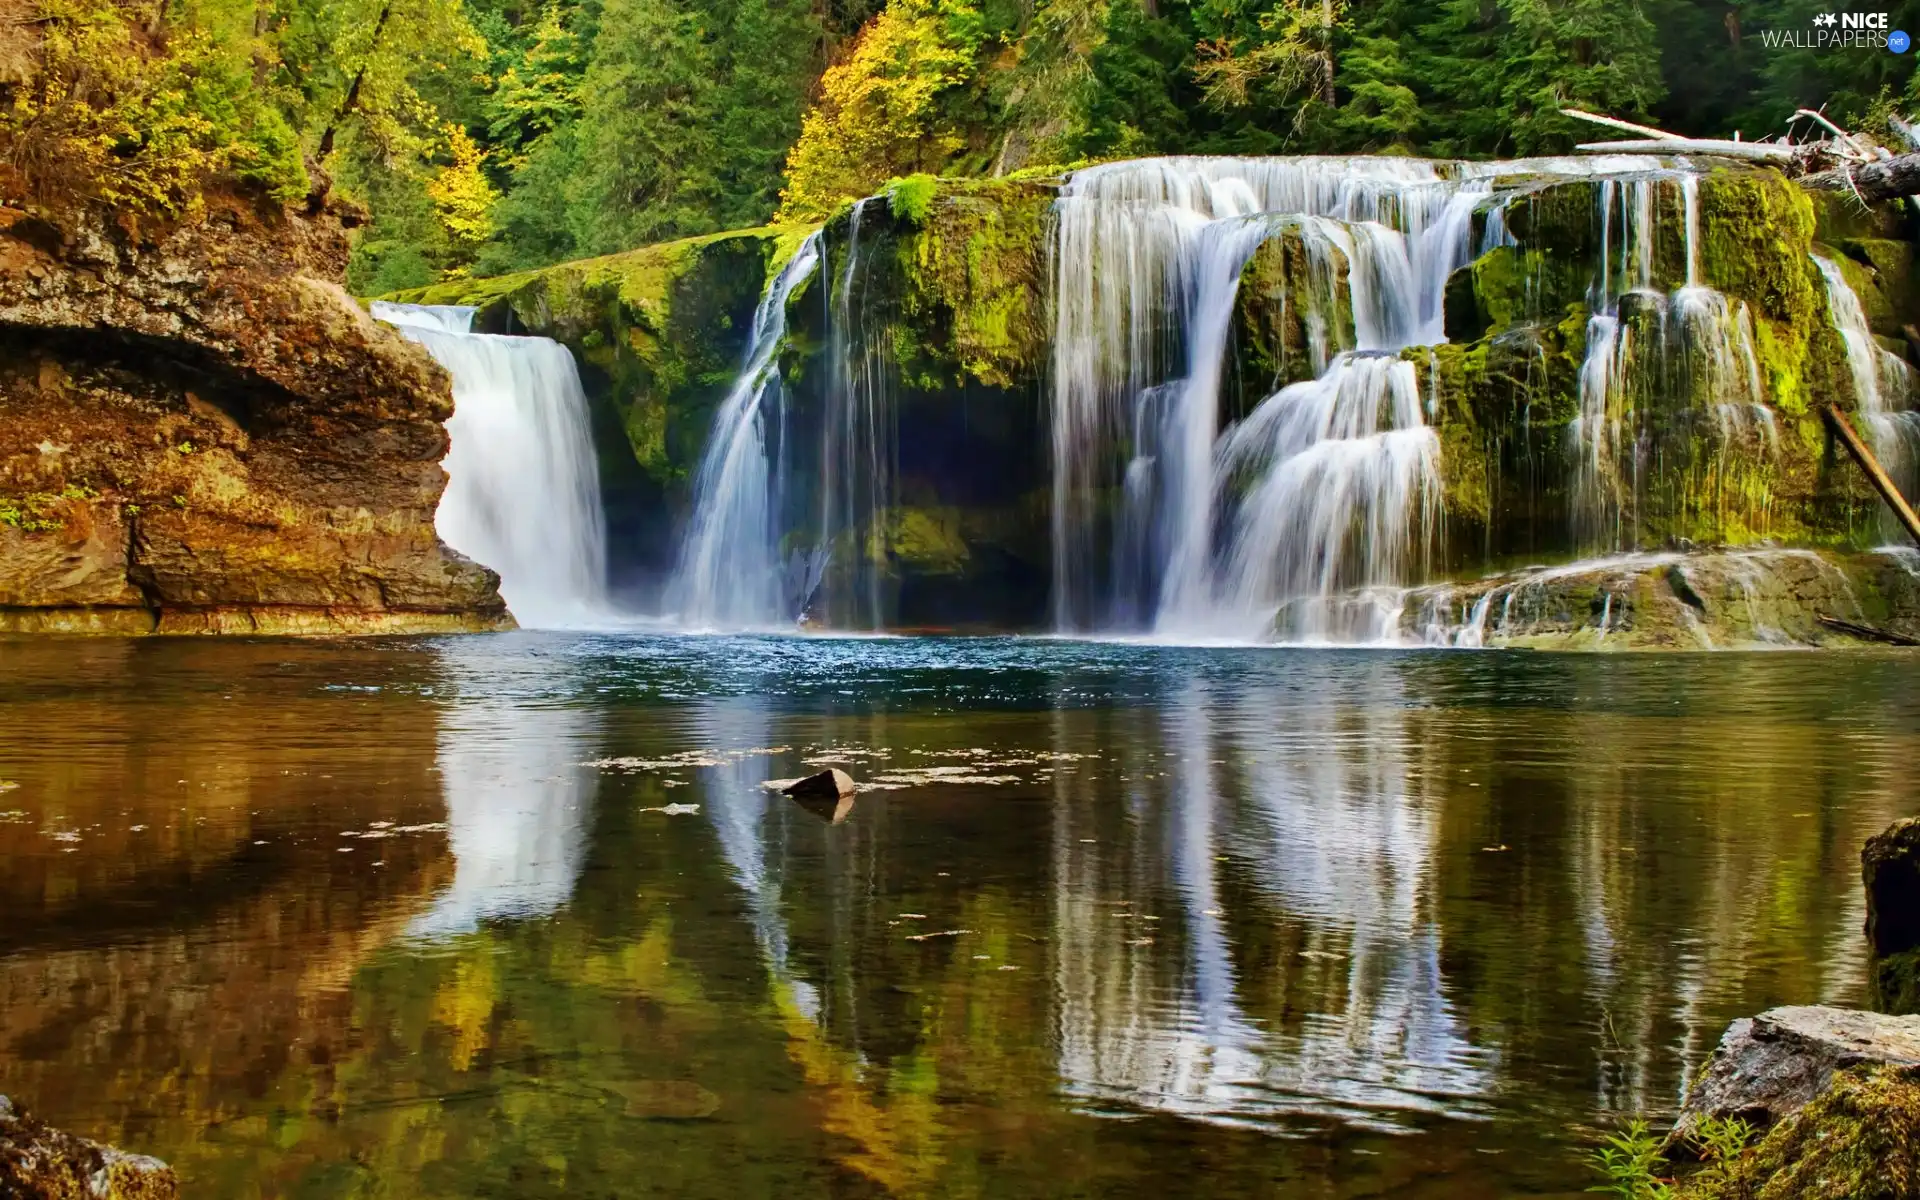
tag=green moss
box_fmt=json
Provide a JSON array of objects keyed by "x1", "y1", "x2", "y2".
[
  {"x1": 1872, "y1": 949, "x2": 1920, "y2": 1016},
  {"x1": 894, "y1": 175, "x2": 1054, "y2": 390},
  {"x1": 886, "y1": 174, "x2": 939, "y2": 225},
  {"x1": 1675, "y1": 1065, "x2": 1920, "y2": 1199},
  {"x1": 870, "y1": 507, "x2": 971, "y2": 573},
  {"x1": 1237, "y1": 225, "x2": 1354, "y2": 401}
]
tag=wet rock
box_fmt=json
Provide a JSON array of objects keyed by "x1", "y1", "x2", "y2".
[
  {"x1": 1866, "y1": 819, "x2": 1920, "y2": 1016},
  {"x1": 0, "y1": 1095, "x2": 176, "y2": 1199},
  {"x1": 1670, "y1": 1005, "x2": 1920, "y2": 1148},
  {"x1": 784, "y1": 769, "x2": 856, "y2": 801}
]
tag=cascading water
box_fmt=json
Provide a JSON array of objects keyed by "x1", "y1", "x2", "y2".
[
  {"x1": 1813, "y1": 253, "x2": 1920, "y2": 495},
  {"x1": 373, "y1": 301, "x2": 607, "y2": 627},
  {"x1": 1567, "y1": 174, "x2": 1773, "y2": 551},
  {"x1": 816, "y1": 199, "x2": 899, "y2": 630},
  {"x1": 1048, "y1": 156, "x2": 1573, "y2": 640},
  {"x1": 667, "y1": 236, "x2": 824, "y2": 629}
]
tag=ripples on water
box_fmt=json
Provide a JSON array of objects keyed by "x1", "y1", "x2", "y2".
[{"x1": 0, "y1": 635, "x2": 1915, "y2": 1197}]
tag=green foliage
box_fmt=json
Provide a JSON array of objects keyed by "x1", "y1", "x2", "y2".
[
  {"x1": 0, "y1": 0, "x2": 309, "y2": 212},
  {"x1": 1589, "y1": 1120, "x2": 1672, "y2": 1200},
  {"x1": 886, "y1": 173, "x2": 938, "y2": 223}
]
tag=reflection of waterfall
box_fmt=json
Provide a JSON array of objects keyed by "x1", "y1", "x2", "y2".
[
  {"x1": 668, "y1": 238, "x2": 824, "y2": 630},
  {"x1": 1051, "y1": 670, "x2": 1491, "y2": 1128},
  {"x1": 373, "y1": 301, "x2": 607, "y2": 628},
  {"x1": 409, "y1": 699, "x2": 597, "y2": 939}
]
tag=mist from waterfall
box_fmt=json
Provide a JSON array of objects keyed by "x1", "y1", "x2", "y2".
[
  {"x1": 373, "y1": 301, "x2": 608, "y2": 628},
  {"x1": 667, "y1": 235, "x2": 824, "y2": 630}
]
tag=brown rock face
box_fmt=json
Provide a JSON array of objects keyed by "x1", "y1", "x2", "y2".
[
  {"x1": 0, "y1": 1094, "x2": 176, "y2": 1199},
  {"x1": 0, "y1": 192, "x2": 511, "y2": 634}
]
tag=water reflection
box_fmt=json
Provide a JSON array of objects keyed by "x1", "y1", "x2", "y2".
[
  {"x1": 409, "y1": 699, "x2": 598, "y2": 939},
  {"x1": 0, "y1": 637, "x2": 1914, "y2": 1199},
  {"x1": 1049, "y1": 672, "x2": 1490, "y2": 1130}
]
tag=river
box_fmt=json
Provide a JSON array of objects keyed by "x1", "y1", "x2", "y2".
[{"x1": 0, "y1": 633, "x2": 1913, "y2": 1197}]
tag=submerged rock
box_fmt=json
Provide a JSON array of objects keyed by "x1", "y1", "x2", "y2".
[
  {"x1": 0, "y1": 1095, "x2": 176, "y2": 1199},
  {"x1": 785, "y1": 769, "x2": 857, "y2": 800},
  {"x1": 1867, "y1": 819, "x2": 1920, "y2": 1016},
  {"x1": 0, "y1": 191, "x2": 511, "y2": 634},
  {"x1": 1670, "y1": 1005, "x2": 1920, "y2": 1147}
]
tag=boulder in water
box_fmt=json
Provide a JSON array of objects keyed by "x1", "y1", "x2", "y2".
[
  {"x1": 784, "y1": 769, "x2": 856, "y2": 800},
  {"x1": 0, "y1": 1095, "x2": 176, "y2": 1199},
  {"x1": 1669, "y1": 1005, "x2": 1920, "y2": 1146},
  {"x1": 1866, "y1": 819, "x2": 1920, "y2": 1015}
]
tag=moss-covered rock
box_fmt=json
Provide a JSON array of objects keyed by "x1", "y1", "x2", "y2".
[
  {"x1": 1236, "y1": 222, "x2": 1354, "y2": 405},
  {"x1": 1674, "y1": 1064, "x2": 1920, "y2": 1199},
  {"x1": 894, "y1": 175, "x2": 1057, "y2": 391}
]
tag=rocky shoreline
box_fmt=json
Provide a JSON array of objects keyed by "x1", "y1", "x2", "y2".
[
  {"x1": 0, "y1": 1095, "x2": 175, "y2": 1199},
  {"x1": 0, "y1": 193, "x2": 511, "y2": 635}
]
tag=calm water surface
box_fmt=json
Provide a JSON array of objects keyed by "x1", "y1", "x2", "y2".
[{"x1": 1, "y1": 635, "x2": 1916, "y2": 1198}]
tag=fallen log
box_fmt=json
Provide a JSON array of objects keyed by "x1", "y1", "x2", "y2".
[
  {"x1": 1815, "y1": 613, "x2": 1920, "y2": 647},
  {"x1": 1801, "y1": 152, "x2": 1920, "y2": 204},
  {"x1": 1823, "y1": 403, "x2": 1920, "y2": 547},
  {"x1": 1575, "y1": 138, "x2": 1794, "y2": 161}
]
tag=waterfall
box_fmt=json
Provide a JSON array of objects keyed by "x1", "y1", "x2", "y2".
[
  {"x1": 667, "y1": 235, "x2": 824, "y2": 629},
  {"x1": 1813, "y1": 253, "x2": 1920, "y2": 495},
  {"x1": 817, "y1": 198, "x2": 898, "y2": 630},
  {"x1": 1049, "y1": 156, "x2": 1536, "y2": 640},
  {"x1": 373, "y1": 301, "x2": 607, "y2": 628},
  {"x1": 1565, "y1": 175, "x2": 1772, "y2": 551}
]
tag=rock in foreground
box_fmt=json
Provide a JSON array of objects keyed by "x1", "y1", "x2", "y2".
[
  {"x1": 0, "y1": 193, "x2": 511, "y2": 635},
  {"x1": 1867, "y1": 818, "x2": 1920, "y2": 1015},
  {"x1": 0, "y1": 1095, "x2": 176, "y2": 1199},
  {"x1": 1672, "y1": 1005, "x2": 1920, "y2": 1143}
]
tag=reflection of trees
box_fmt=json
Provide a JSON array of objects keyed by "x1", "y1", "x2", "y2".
[
  {"x1": 2, "y1": 642, "x2": 1911, "y2": 1196},
  {"x1": 0, "y1": 639, "x2": 453, "y2": 1187}
]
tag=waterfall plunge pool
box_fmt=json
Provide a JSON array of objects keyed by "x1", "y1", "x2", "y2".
[{"x1": 1, "y1": 632, "x2": 1913, "y2": 1197}]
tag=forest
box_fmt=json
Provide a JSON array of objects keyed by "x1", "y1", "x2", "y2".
[{"x1": 3, "y1": 0, "x2": 1919, "y2": 294}]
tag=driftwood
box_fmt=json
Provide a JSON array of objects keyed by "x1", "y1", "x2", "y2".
[
  {"x1": 1574, "y1": 138, "x2": 1794, "y2": 161},
  {"x1": 1563, "y1": 104, "x2": 1920, "y2": 203},
  {"x1": 1816, "y1": 613, "x2": 1920, "y2": 647},
  {"x1": 1824, "y1": 403, "x2": 1920, "y2": 548},
  {"x1": 1801, "y1": 154, "x2": 1920, "y2": 204}
]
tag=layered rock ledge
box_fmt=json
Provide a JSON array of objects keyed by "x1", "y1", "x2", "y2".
[{"x1": 0, "y1": 194, "x2": 511, "y2": 635}]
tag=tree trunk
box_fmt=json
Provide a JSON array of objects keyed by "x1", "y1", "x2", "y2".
[
  {"x1": 315, "y1": 2, "x2": 395, "y2": 161},
  {"x1": 1802, "y1": 153, "x2": 1920, "y2": 205}
]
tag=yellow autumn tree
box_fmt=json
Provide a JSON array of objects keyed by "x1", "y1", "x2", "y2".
[
  {"x1": 424, "y1": 122, "x2": 498, "y2": 269},
  {"x1": 777, "y1": 0, "x2": 975, "y2": 220}
]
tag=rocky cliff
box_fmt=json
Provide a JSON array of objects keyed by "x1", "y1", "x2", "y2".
[{"x1": 0, "y1": 192, "x2": 511, "y2": 634}]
